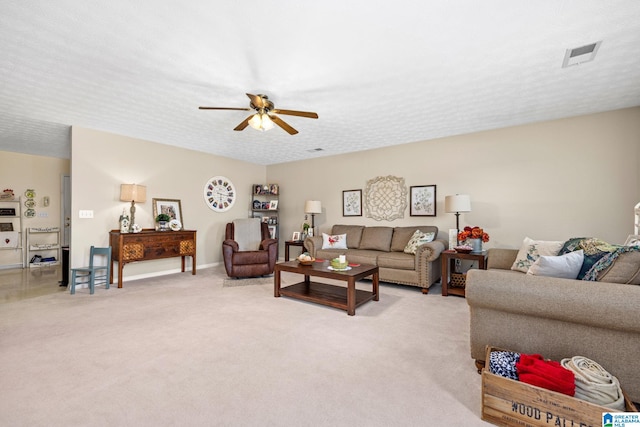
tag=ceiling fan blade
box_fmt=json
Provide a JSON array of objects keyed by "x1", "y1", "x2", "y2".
[
  {"x1": 272, "y1": 109, "x2": 318, "y2": 119},
  {"x1": 233, "y1": 116, "x2": 252, "y2": 131},
  {"x1": 199, "y1": 107, "x2": 251, "y2": 111},
  {"x1": 270, "y1": 115, "x2": 298, "y2": 135},
  {"x1": 246, "y1": 93, "x2": 266, "y2": 109}
]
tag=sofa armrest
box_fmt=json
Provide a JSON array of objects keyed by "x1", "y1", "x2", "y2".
[
  {"x1": 466, "y1": 269, "x2": 640, "y2": 333},
  {"x1": 303, "y1": 236, "x2": 323, "y2": 257},
  {"x1": 415, "y1": 239, "x2": 446, "y2": 262},
  {"x1": 486, "y1": 248, "x2": 518, "y2": 270}
]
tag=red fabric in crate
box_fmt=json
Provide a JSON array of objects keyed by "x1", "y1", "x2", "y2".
[{"x1": 516, "y1": 353, "x2": 576, "y2": 396}]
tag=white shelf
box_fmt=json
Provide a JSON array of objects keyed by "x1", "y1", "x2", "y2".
[
  {"x1": 0, "y1": 198, "x2": 25, "y2": 268},
  {"x1": 27, "y1": 226, "x2": 61, "y2": 268}
]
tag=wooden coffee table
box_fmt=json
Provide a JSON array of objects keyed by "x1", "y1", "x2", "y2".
[{"x1": 274, "y1": 260, "x2": 379, "y2": 316}]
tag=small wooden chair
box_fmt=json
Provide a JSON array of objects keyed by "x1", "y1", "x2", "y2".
[{"x1": 70, "y1": 246, "x2": 112, "y2": 295}]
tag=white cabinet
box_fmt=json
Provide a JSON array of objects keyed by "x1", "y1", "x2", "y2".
[
  {"x1": 27, "y1": 227, "x2": 61, "y2": 267},
  {"x1": 0, "y1": 198, "x2": 25, "y2": 268}
]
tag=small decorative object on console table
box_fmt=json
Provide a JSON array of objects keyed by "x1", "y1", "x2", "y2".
[
  {"x1": 155, "y1": 213, "x2": 171, "y2": 231},
  {"x1": 441, "y1": 249, "x2": 486, "y2": 297},
  {"x1": 457, "y1": 226, "x2": 489, "y2": 253}
]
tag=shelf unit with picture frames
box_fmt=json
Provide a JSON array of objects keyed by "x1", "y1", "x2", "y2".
[
  {"x1": 251, "y1": 184, "x2": 279, "y2": 240},
  {"x1": 0, "y1": 197, "x2": 25, "y2": 269}
]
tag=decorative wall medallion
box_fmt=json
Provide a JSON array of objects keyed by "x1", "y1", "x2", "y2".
[
  {"x1": 364, "y1": 175, "x2": 407, "y2": 221},
  {"x1": 204, "y1": 176, "x2": 236, "y2": 212}
]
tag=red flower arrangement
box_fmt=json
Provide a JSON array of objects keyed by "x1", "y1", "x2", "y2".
[{"x1": 458, "y1": 226, "x2": 490, "y2": 243}]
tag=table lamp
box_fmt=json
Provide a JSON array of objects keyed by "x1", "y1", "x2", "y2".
[
  {"x1": 120, "y1": 184, "x2": 147, "y2": 232},
  {"x1": 445, "y1": 194, "x2": 471, "y2": 244},
  {"x1": 304, "y1": 200, "x2": 322, "y2": 235}
]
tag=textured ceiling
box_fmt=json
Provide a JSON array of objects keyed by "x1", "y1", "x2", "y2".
[{"x1": 1, "y1": 1, "x2": 640, "y2": 165}]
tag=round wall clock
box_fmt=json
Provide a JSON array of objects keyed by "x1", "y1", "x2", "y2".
[{"x1": 204, "y1": 176, "x2": 236, "y2": 212}]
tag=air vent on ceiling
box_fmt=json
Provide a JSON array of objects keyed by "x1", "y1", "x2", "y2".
[
  {"x1": 562, "y1": 41, "x2": 602, "y2": 68},
  {"x1": 306, "y1": 148, "x2": 324, "y2": 152}
]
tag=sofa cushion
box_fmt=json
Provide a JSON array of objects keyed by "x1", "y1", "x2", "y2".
[
  {"x1": 391, "y1": 226, "x2": 438, "y2": 252},
  {"x1": 321, "y1": 233, "x2": 347, "y2": 250},
  {"x1": 511, "y1": 237, "x2": 564, "y2": 273},
  {"x1": 331, "y1": 225, "x2": 364, "y2": 249},
  {"x1": 597, "y1": 251, "x2": 640, "y2": 285},
  {"x1": 338, "y1": 249, "x2": 380, "y2": 266},
  {"x1": 403, "y1": 230, "x2": 436, "y2": 254},
  {"x1": 377, "y1": 252, "x2": 415, "y2": 270},
  {"x1": 359, "y1": 227, "x2": 393, "y2": 252},
  {"x1": 526, "y1": 250, "x2": 584, "y2": 279}
]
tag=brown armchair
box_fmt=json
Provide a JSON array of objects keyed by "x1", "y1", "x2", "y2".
[{"x1": 222, "y1": 218, "x2": 278, "y2": 278}]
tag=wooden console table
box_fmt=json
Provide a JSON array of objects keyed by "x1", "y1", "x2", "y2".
[{"x1": 109, "y1": 229, "x2": 197, "y2": 287}]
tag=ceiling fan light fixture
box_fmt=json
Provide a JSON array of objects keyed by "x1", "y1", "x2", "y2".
[{"x1": 249, "y1": 112, "x2": 274, "y2": 131}]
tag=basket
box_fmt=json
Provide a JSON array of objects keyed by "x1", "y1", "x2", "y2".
[
  {"x1": 450, "y1": 273, "x2": 466, "y2": 288},
  {"x1": 297, "y1": 258, "x2": 315, "y2": 266}
]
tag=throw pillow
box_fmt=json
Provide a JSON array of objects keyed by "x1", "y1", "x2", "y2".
[
  {"x1": 321, "y1": 233, "x2": 348, "y2": 250},
  {"x1": 526, "y1": 250, "x2": 584, "y2": 279},
  {"x1": 511, "y1": 237, "x2": 564, "y2": 273},
  {"x1": 403, "y1": 230, "x2": 436, "y2": 254}
]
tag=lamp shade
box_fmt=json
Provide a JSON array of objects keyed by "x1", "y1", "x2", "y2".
[
  {"x1": 304, "y1": 200, "x2": 322, "y2": 214},
  {"x1": 444, "y1": 194, "x2": 471, "y2": 213},
  {"x1": 120, "y1": 184, "x2": 147, "y2": 203}
]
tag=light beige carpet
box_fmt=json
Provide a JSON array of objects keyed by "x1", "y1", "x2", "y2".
[
  {"x1": 0, "y1": 265, "x2": 488, "y2": 426},
  {"x1": 222, "y1": 276, "x2": 275, "y2": 287}
]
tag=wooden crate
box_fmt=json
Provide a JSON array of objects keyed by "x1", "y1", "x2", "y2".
[{"x1": 482, "y1": 346, "x2": 637, "y2": 427}]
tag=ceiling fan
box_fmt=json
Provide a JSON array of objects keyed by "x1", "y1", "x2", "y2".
[{"x1": 199, "y1": 93, "x2": 318, "y2": 135}]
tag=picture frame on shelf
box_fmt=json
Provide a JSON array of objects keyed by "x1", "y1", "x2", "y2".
[
  {"x1": 292, "y1": 231, "x2": 301, "y2": 241},
  {"x1": 262, "y1": 216, "x2": 270, "y2": 223},
  {"x1": 269, "y1": 200, "x2": 278, "y2": 210},
  {"x1": 410, "y1": 185, "x2": 436, "y2": 217},
  {"x1": 0, "y1": 222, "x2": 13, "y2": 231},
  {"x1": 152, "y1": 198, "x2": 183, "y2": 226},
  {"x1": 342, "y1": 189, "x2": 362, "y2": 216},
  {"x1": 261, "y1": 202, "x2": 269, "y2": 210},
  {"x1": 269, "y1": 184, "x2": 279, "y2": 195},
  {"x1": 268, "y1": 225, "x2": 277, "y2": 239},
  {"x1": 254, "y1": 184, "x2": 263, "y2": 195}
]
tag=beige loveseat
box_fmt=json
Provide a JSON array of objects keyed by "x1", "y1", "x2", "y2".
[
  {"x1": 303, "y1": 224, "x2": 447, "y2": 293},
  {"x1": 466, "y1": 248, "x2": 640, "y2": 402}
]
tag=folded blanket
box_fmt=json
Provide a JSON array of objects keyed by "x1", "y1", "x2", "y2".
[
  {"x1": 559, "y1": 237, "x2": 640, "y2": 281},
  {"x1": 516, "y1": 353, "x2": 575, "y2": 396},
  {"x1": 561, "y1": 356, "x2": 625, "y2": 411}
]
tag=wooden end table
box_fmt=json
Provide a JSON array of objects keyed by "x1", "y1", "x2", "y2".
[
  {"x1": 274, "y1": 260, "x2": 379, "y2": 316},
  {"x1": 441, "y1": 250, "x2": 486, "y2": 297},
  {"x1": 284, "y1": 240, "x2": 305, "y2": 261}
]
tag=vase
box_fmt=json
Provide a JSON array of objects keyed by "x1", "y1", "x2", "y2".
[{"x1": 469, "y1": 238, "x2": 483, "y2": 253}]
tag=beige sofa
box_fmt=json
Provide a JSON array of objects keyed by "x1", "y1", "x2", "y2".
[
  {"x1": 303, "y1": 224, "x2": 447, "y2": 293},
  {"x1": 466, "y1": 248, "x2": 640, "y2": 402}
]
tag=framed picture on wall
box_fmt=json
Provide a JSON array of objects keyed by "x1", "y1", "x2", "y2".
[
  {"x1": 342, "y1": 189, "x2": 362, "y2": 216},
  {"x1": 152, "y1": 198, "x2": 183, "y2": 225},
  {"x1": 268, "y1": 225, "x2": 277, "y2": 239},
  {"x1": 410, "y1": 185, "x2": 436, "y2": 217}
]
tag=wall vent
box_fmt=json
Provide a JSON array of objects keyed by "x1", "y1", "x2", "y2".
[
  {"x1": 562, "y1": 41, "x2": 602, "y2": 68},
  {"x1": 306, "y1": 148, "x2": 324, "y2": 152}
]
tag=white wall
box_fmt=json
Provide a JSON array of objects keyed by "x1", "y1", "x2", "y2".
[
  {"x1": 70, "y1": 127, "x2": 266, "y2": 280},
  {"x1": 268, "y1": 107, "x2": 640, "y2": 250}
]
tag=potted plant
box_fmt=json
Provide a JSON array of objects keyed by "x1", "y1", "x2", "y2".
[{"x1": 156, "y1": 213, "x2": 171, "y2": 231}]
